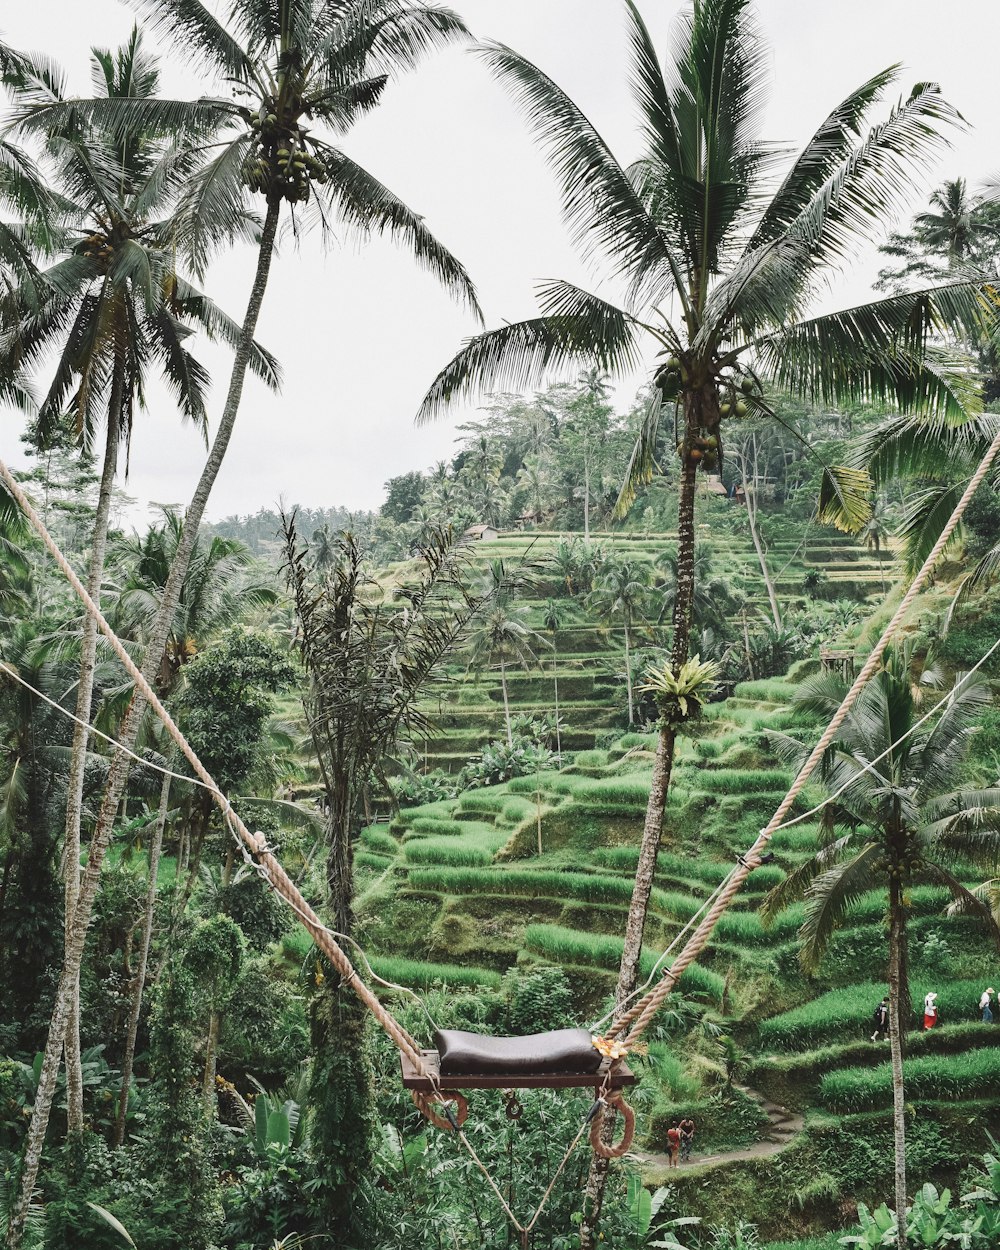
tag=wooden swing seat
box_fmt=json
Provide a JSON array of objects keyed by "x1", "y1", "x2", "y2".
[{"x1": 400, "y1": 1027, "x2": 637, "y2": 1091}]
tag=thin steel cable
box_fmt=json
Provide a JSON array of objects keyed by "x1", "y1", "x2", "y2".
[{"x1": 614, "y1": 419, "x2": 1000, "y2": 1048}]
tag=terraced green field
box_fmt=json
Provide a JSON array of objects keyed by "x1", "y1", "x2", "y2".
[
  {"x1": 414, "y1": 525, "x2": 895, "y2": 769},
  {"x1": 356, "y1": 660, "x2": 1000, "y2": 1240}
]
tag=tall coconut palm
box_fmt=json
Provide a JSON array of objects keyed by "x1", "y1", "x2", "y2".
[
  {"x1": 587, "y1": 557, "x2": 651, "y2": 726},
  {"x1": 762, "y1": 648, "x2": 1000, "y2": 1248},
  {"x1": 416, "y1": 5, "x2": 994, "y2": 1234},
  {"x1": 6, "y1": 8, "x2": 479, "y2": 1238},
  {"x1": 542, "y1": 598, "x2": 563, "y2": 762},
  {"x1": 4, "y1": 28, "x2": 279, "y2": 1136},
  {"x1": 877, "y1": 177, "x2": 1000, "y2": 291},
  {"x1": 467, "y1": 598, "x2": 541, "y2": 747}
]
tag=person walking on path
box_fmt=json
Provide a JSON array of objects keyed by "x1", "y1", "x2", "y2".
[
  {"x1": 871, "y1": 996, "x2": 889, "y2": 1042},
  {"x1": 980, "y1": 987, "x2": 995, "y2": 1023},
  {"x1": 923, "y1": 991, "x2": 939, "y2": 1030},
  {"x1": 679, "y1": 1117, "x2": 695, "y2": 1163},
  {"x1": 666, "y1": 1121, "x2": 681, "y2": 1169}
]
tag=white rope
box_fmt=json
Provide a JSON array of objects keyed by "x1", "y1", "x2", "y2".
[{"x1": 0, "y1": 656, "x2": 218, "y2": 795}]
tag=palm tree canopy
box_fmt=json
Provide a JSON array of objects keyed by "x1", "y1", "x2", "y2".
[
  {"x1": 11, "y1": 0, "x2": 482, "y2": 314},
  {"x1": 764, "y1": 647, "x2": 1000, "y2": 968},
  {"x1": 417, "y1": 0, "x2": 998, "y2": 534},
  {"x1": 4, "y1": 28, "x2": 280, "y2": 457}
]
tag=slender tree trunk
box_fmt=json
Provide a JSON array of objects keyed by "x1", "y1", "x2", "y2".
[
  {"x1": 500, "y1": 656, "x2": 512, "y2": 747},
  {"x1": 64, "y1": 378, "x2": 123, "y2": 1134},
  {"x1": 581, "y1": 422, "x2": 702, "y2": 1248},
  {"x1": 888, "y1": 878, "x2": 908, "y2": 1249},
  {"x1": 583, "y1": 459, "x2": 590, "y2": 544},
  {"x1": 6, "y1": 200, "x2": 281, "y2": 1250},
  {"x1": 202, "y1": 1010, "x2": 221, "y2": 1116},
  {"x1": 624, "y1": 624, "x2": 633, "y2": 726},
  {"x1": 742, "y1": 610, "x2": 755, "y2": 680},
  {"x1": 551, "y1": 634, "x2": 561, "y2": 764},
  {"x1": 112, "y1": 769, "x2": 170, "y2": 1148},
  {"x1": 743, "y1": 475, "x2": 781, "y2": 630}
]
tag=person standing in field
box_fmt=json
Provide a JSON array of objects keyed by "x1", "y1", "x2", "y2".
[
  {"x1": 679, "y1": 1117, "x2": 695, "y2": 1163},
  {"x1": 980, "y1": 987, "x2": 995, "y2": 1023},
  {"x1": 871, "y1": 996, "x2": 889, "y2": 1042},
  {"x1": 666, "y1": 1120, "x2": 681, "y2": 1168},
  {"x1": 923, "y1": 991, "x2": 939, "y2": 1030}
]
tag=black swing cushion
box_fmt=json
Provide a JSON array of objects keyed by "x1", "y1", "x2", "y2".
[{"x1": 434, "y1": 1027, "x2": 603, "y2": 1079}]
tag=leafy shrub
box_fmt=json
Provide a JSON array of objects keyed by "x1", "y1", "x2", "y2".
[
  {"x1": 389, "y1": 770, "x2": 457, "y2": 807},
  {"x1": 503, "y1": 966, "x2": 575, "y2": 1034},
  {"x1": 459, "y1": 735, "x2": 555, "y2": 789}
]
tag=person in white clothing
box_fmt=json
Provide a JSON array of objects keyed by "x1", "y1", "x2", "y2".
[
  {"x1": 980, "y1": 988, "x2": 995, "y2": 1024},
  {"x1": 923, "y1": 991, "x2": 938, "y2": 1030}
]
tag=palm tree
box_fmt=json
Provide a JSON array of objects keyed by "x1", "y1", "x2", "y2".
[
  {"x1": 877, "y1": 178, "x2": 1000, "y2": 291},
  {"x1": 111, "y1": 507, "x2": 278, "y2": 692},
  {"x1": 763, "y1": 648, "x2": 1000, "y2": 1248},
  {"x1": 587, "y1": 558, "x2": 651, "y2": 726},
  {"x1": 4, "y1": 28, "x2": 280, "y2": 1136},
  {"x1": 542, "y1": 599, "x2": 563, "y2": 762},
  {"x1": 467, "y1": 599, "x2": 541, "y2": 747},
  {"x1": 415, "y1": 6, "x2": 994, "y2": 1234}
]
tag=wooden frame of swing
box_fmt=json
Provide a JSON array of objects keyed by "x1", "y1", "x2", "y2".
[{"x1": 399, "y1": 1049, "x2": 637, "y2": 1092}]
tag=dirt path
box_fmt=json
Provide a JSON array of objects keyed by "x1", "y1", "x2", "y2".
[{"x1": 632, "y1": 1085, "x2": 804, "y2": 1174}]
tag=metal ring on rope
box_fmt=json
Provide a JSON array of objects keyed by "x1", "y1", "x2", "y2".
[
  {"x1": 411, "y1": 1089, "x2": 469, "y2": 1132},
  {"x1": 589, "y1": 1091, "x2": 635, "y2": 1159}
]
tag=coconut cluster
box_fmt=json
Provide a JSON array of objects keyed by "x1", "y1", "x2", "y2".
[
  {"x1": 676, "y1": 433, "x2": 719, "y2": 471},
  {"x1": 78, "y1": 220, "x2": 124, "y2": 273},
  {"x1": 243, "y1": 112, "x2": 327, "y2": 204}
]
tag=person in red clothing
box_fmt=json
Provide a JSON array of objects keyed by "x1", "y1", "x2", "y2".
[
  {"x1": 923, "y1": 991, "x2": 939, "y2": 1030},
  {"x1": 666, "y1": 1120, "x2": 681, "y2": 1168}
]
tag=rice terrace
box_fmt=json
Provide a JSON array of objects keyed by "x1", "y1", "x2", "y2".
[{"x1": 2, "y1": 2, "x2": 1000, "y2": 1249}]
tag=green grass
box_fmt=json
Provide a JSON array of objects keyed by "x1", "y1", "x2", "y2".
[
  {"x1": 368, "y1": 955, "x2": 502, "y2": 990},
  {"x1": 408, "y1": 816, "x2": 466, "y2": 836},
  {"x1": 820, "y1": 1047, "x2": 1000, "y2": 1111},
  {"x1": 359, "y1": 827, "x2": 398, "y2": 855},
  {"x1": 522, "y1": 923, "x2": 725, "y2": 1001},
  {"x1": 759, "y1": 979, "x2": 988, "y2": 1050},
  {"x1": 403, "y1": 838, "x2": 494, "y2": 867},
  {"x1": 693, "y1": 768, "x2": 791, "y2": 795}
]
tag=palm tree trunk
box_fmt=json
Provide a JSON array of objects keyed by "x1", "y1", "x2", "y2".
[
  {"x1": 581, "y1": 442, "x2": 700, "y2": 1247},
  {"x1": 744, "y1": 475, "x2": 781, "y2": 630},
  {"x1": 112, "y1": 768, "x2": 170, "y2": 1149},
  {"x1": 888, "y1": 877, "x2": 908, "y2": 1249},
  {"x1": 500, "y1": 656, "x2": 512, "y2": 747},
  {"x1": 583, "y1": 451, "x2": 591, "y2": 544},
  {"x1": 551, "y1": 635, "x2": 561, "y2": 764},
  {"x1": 64, "y1": 372, "x2": 123, "y2": 1135},
  {"x1": 624, "y1": 624, "x2": 633, "y2": 726},
  {"x1": 6, "y1": 200, "x2": 281, "y2": 1250}
]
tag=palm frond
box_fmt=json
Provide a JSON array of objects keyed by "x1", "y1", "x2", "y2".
[
  {"x1": 747, "y1": 66, "x2": 899, "y2": 250},
  {"x1": 817, "y1": 463, "x2": 872, "y2": 533},
  {"x1": 170, "y1": 276, "x2": 280, "y2": 388},
  {"x1": 416, "y1": 284, "x2": 641, "y2": 423},
  {"x1": 308, "y1": 143, "x2": 480, "y2": 318},
  {"x1": 761, "y1": 833, "x2": 853, "y2": 923},
  {"x1": 798, "y1": 842, "x2": 883, "y2": 972},
  {"x1": 895, "y1": 482, "x2": 964, "y2": 575},
  {"x1": 613, "y1": 385, "x2": 665, "y2": 518},
  {"x1": 125, "y1": 0, "x2": 256, "y2": 82},
  {"x1": 475, "y1": 38, "x2": 670, "y2": 298},
  {"x1": 172, "y1": 135, "x2": 256, "y2": 277},
  {"x1": 854, "y1": 411, "x2": 1000, "y2": 483}
]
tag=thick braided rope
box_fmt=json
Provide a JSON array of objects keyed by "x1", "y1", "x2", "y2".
[
  {"x1": 612, "y1": 421, "x2": 1000, "y2": 1048},
  {"x1": 0, "y1": 457, "x2": 428, "y2": 1074}
]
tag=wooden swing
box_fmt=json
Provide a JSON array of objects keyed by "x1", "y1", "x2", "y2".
[{"x1": 400, "y1": 1026, "x2": 637, "y2": 1152}]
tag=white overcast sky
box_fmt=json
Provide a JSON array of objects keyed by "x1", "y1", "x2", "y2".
[{"x1": 3, "y1": 0, "x2": 999, "y2": 523}]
